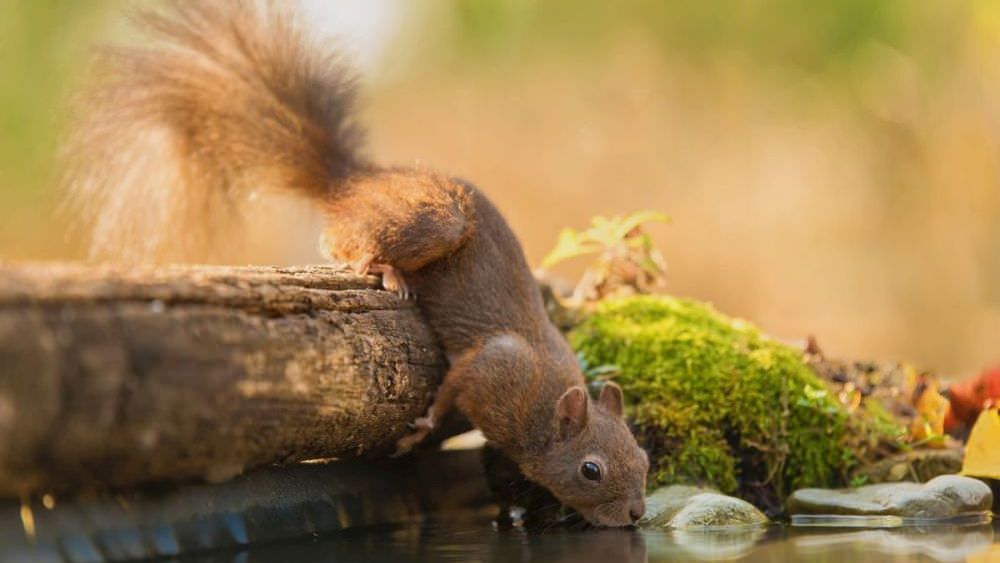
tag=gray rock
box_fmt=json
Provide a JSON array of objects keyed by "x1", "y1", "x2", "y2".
[
  {"x1": 787, "y1": 474, "x2": 993, "y2": 519},
  {"x1": 639, "y1": 486, "x2": 768, "y2": 530}
]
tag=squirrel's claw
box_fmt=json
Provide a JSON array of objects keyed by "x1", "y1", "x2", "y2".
[
  {"x1": 391, "y1": 415, "x2": 434, "y2": 457},
  {"x1": 369, "y1": 263, "x2": 414, "y2": 300},
  {"x1": 391, "y1": 429, "x2": 428, "y2": 457}
]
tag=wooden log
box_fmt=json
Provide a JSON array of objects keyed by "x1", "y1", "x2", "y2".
[{"x1": 0, "y1": 262, "x2": 446, "y2": 497}]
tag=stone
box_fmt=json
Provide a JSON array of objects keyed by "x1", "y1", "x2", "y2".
[
  {"x1": 787, "y1": 474, "x2": 994, "y2": 520},
  {"x1": 639, "y1": 485, "x2": 768, "y2": 529}
]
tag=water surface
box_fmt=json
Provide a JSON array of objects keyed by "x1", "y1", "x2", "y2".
[{"x1": 184, "y1": 513, "x2": 999, "y2": 562}]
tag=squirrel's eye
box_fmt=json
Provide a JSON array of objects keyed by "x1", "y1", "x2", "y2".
[{"x1": 581, "y1": 461, "x2": 602, "y2": 482}]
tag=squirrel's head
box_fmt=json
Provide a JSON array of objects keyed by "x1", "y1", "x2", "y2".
[{"x1": 524, "y1": 382, "x2": 649, "y2": 527}]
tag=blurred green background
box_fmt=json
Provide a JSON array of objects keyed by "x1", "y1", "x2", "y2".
[{"x1": 1, "y1": 0, "x2": 998, "y2": 376}]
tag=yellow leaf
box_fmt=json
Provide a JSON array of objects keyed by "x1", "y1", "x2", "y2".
[
  {"x1": 540, "y1": 228, "x2": 601, "y2": 269},
  {"x1": 613, "y1": 210, "x2": 671, "y2": 241},
  {"x1": 961, "y1": 407, "x2": 1000, "y2": 479},
  {"x1": 909, "y1": 380, "x2": 948, "y2": 447}
]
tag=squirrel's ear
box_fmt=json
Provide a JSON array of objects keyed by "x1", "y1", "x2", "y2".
[
  {"x1": 598, "y1": 382, "x2": 624, "y2": 418},
  {"x1": 556, "y1": 386, "x2": 588, "y2": 438}
]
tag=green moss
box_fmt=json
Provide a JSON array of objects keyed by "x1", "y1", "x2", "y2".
[{"x1": 571, "y1": 295, "x2": 854, "y2": 501}]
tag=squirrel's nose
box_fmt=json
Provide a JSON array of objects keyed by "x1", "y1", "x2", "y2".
[{"x1": 628, "y1": 499, "x2": 646, "y2": 523}]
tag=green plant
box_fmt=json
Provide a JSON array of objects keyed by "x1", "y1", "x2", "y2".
[
  {"x1": 541, "y1": 211, "x2": 669, "y2": 302},
  {"x1": 571, "y1": 295, "x2": 859, "y2": 507}
]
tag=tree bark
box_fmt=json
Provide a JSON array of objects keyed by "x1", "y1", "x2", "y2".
[{"x1": 0, "y1": 262, "x2": 446, "y2": 497}]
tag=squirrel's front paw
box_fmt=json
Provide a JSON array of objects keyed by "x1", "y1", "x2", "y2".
[{"x1": 391, "y1": 415, "x2": 434, "y2": 457}]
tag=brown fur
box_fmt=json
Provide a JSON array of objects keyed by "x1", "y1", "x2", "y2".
[{"x1": 64, "y1": 0, "x2": 649, "y2": 526}]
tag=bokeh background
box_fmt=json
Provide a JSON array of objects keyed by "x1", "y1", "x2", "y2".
[{"x1": 1, "y1": 0, "x2": 998, "y2": 376}]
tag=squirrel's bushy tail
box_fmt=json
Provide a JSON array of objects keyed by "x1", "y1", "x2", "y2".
[{"x1": 63, "y1": 0, "x2": 364, "y2": 262}]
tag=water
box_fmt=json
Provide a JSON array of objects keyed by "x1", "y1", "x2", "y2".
[{"x1": 182, "y1": 513, "x2": 999, "y2": 562}]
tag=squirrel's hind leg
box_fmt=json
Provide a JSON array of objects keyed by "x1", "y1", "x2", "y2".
[{"x1": 321, "y1": 171, "x2": 474, "y2": 300}]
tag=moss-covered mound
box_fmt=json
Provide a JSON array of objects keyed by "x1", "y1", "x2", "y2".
[{"x1": 571, "y1": 295, "x2": 854, "y2": 505}]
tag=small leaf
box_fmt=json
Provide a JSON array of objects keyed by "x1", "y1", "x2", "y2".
[
  {"x1": 587, "y1": 215, "x2": 619, "y2": 247},
  {"x1": 849, "y1": 474, "x2": 870, "y2": 487},
  {"x1": 909, "y1": 380, "x2": 949, "y2": 447},
  {"x1": 541, "y1": 228, "x2": 601, "y2": 269},
  {"x1": 614, "y1": 210, "x2": 670, "y2": 241},
  {"x1": 803, "y1": 385, "x2": 828, "y2": 400}
]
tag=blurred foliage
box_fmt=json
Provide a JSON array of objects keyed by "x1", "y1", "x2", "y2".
[
  {"x1": 541, "y1": 211, "x2": 668, "y2": 302},
  {"x1": 0, "y1": 1, "x2": 114, "y2": 200},
  {"x1": 542, "y1": 211, "x2": 668, "y2": 269},
  {"x1": 445, "y1": 0, "x2": 958, "y2": 77}
]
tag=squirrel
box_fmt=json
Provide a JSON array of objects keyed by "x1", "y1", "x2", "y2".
[{"x1": 62, "y1": 0, "x2": 649, "y2": 527}]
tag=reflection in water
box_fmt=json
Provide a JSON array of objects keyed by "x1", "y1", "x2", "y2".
[
  {"x1": 189, "y1": 516, "x2": 999, "y2": 562},
  {"x1": 217, "y1": 515, "x2": 649, "y2": 563},
  {"x1": 793, "y1": 525, "x2": 995, "y2": 563},
  {"x1": 645, "y1": 527, "x2": 767, "y2": 561}
]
